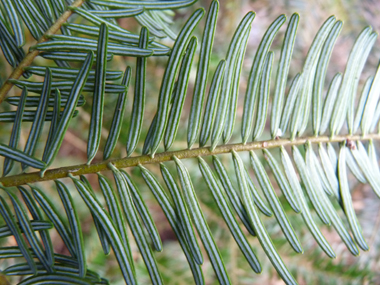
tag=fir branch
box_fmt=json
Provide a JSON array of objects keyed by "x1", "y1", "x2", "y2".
[{"x1": 0, "y1": 0, "x2": 85, "y2": 104}]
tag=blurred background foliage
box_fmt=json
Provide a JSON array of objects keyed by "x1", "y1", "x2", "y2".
[{"x1": 0, "y1": 0, "x2": 380, "y2": 284}]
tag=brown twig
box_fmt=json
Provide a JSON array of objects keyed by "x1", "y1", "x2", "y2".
[{"x1": 1, "y1": 133, "x2": 379, "y2": 187}]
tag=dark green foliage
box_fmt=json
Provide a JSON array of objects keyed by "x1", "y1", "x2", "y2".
[{"x1": 0, "y1": 1, "x2": 380, "y2": 284}]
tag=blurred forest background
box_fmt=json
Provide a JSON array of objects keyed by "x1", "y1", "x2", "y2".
[{"x1": 0, "y1": 0, "x2": 380, "y2": 284}]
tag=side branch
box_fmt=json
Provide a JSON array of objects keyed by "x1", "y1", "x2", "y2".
[
  {"x1": 0, "y1": 0, "x2": 85, "y2": 104},
  {"x1": 1, "y1": 134, "x2": 379, "y2": 187}
]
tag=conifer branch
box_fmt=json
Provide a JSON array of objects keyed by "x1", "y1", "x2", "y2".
[{"x1": 0, "y1": 0, "x2": 85, "y2": 104}]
